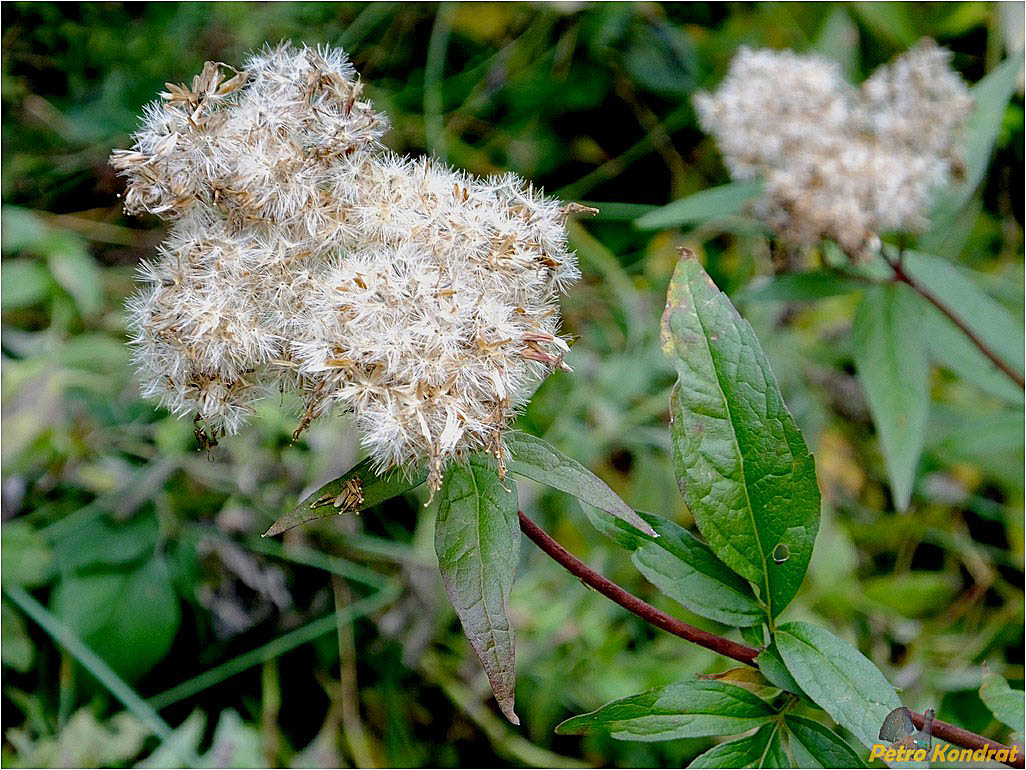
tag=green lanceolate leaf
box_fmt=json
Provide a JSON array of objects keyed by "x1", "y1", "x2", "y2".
[
  {"x1": 904, "y1": 251, "x2": 1024, "y2": 394},
  {"x1": 774, "y1": 621, "x2": 900, "y2": 750},
  {"x1": 555, "y1": 679, "x2": 776, "y2": 741},
  {"x1": 506, "y1": 432, "x2": 656, "y2": 536},
  {"x1": 784, "y1": 714, "x2": 867, "y2": 768},
  {"x1": 264, "y1": 459, "x2": 427, "y2": 537},
  {"x1": 851, "y1": 284, "x2": 929, "y2": 511},
  {"x1": 434, "y1": 455, "x2": 521, "y2": 724},
  {"x1": 590, "y1": 508, "x2": 765, "y2": 626},
  {"x1": 979, "y1": 671, "x2": 1025, "y2": 734},
  {"x1": 689, "y1": 722, "x2": 788, "y2": 768},
  {"x1": 636, "y1": 180, "x2": 763, "y2": 230},
  {"x1": 933, "y1": 54, "x2": 1025, "y2": 219},
  {"x1": 661, "y1": 251, "x2": 820, "y2": 619},
  {"x1": 583, "y1": 505, "x2": 648, "y2": 550},
  {"x1": 738, "y1": 271, "x2": 865, "y2": 304},
  {"x1": 755, "y1": 643, "x2": 809, "y2": 701},
  {"x1": 632, "y1": 515, "x2": 766, "y2": 627}
]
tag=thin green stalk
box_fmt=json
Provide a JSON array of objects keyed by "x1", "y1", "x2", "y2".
[
  {"x1": 555, "y1": 104, "x2": 692, "y2": 201},
  {"x1": 3, "y1": 584, "x2": 200, "y2": 768},
  {"x1": 333, "y1": 576, "x2": 379, "y2": 768},
  {"x1": 260, "y1": 658, "x2": 282, "y2": 766},
  {"x1": 424, "y1": 2, "x2": 456, "y2": 160},
  {"x1": 338, "y1": 2, "x2": 398, "y2": 50},
  {"x1": 419, "y1": 651, "x2": 591, "y2": 769},
  {"x1": 146, "y1": 585, "x2": 398, "y2": 711},
  {"x1": 185, "y1": 523, "x2": 391, "y2": 591}
]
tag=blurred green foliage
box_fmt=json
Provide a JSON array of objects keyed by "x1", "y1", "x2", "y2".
[{"x1": 1, "y1": 2, "x2": 1022, "y2": 767}]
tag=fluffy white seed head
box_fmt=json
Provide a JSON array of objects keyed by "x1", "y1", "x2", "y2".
[
  {"x1": 113, "y1": 43, "x2": 579, "y2": 491},
  {"x1": 694, "y1": 46, "x2": 853, "y2": 181},
  {"x1": 111, "y1": 43, "x2": 387, "y2": 225},
  {"x1": 859, "y1": 39, "x2": 974, "y2": 165},
  {"x1": 695, "y1": 40, "x2": 972, "y2": 255}
]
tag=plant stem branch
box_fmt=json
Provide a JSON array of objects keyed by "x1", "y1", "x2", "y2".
[
  {"x1": 517, "y1": 510, "x2": 759, "y2": 665},
  {"x1": 517, "y1": 511, "x2": 1024, "y2": 769},
  {"x1": 910, "y1": 711, "x2": 1023, "y2": 767},
  {"x1": 332, "y1": 575, "x2": 379, "y2": 768},
  {"x1": 887, "y1": 256, "x2": 1025, "y2": 390}
]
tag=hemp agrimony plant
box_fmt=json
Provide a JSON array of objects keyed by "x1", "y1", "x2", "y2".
[{"x1": 114, "y1": 41, "x2": 1024, "y2": 767}]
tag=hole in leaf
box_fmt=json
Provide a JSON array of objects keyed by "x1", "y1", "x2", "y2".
[{"x1": 772, "y1": 543, "x2": 790, "y2": 564}]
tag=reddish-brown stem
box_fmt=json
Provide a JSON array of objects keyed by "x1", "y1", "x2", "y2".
[
  {"x1": 888, "y1": 258, "x2": 1025, "y2": 390},
  {"x1": 910, "y1": 711, "x2": 1023, "y2": 767},
  {"x1": 519, "y1": 510, "x2": 759, "y2": 666},
  {"x1": 518, "y1": 510, "x2": 1024, "y2": 768}
]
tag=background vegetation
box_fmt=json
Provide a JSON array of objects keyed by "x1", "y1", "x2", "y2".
[{"x1": 2, "y1": 2, "x2": 1022, "y2": 766}]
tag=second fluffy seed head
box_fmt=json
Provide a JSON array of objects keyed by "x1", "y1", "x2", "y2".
[{"x1": 694, "y1": 40, "x2": 973, "y2": 256}]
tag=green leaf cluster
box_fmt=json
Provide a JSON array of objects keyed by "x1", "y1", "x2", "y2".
[{"x1": 555, "y1": 253, "x2": 912, "y2": 767}]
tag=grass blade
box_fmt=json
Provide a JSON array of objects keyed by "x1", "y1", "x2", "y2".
[
  {"x1": 146, "y1": 586, "x2": 398, "y2": 710},
  {"x1": 4, "y1": 584, "x2": 200, "y2": 767}
]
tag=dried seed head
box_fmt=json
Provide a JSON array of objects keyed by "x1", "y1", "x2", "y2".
[
  {"x1": 695, "y1": 40, "x2": 972, "y2": 256},
  {"x1": 113, "y1": 42, "x2": 579, "y2": 491}
]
